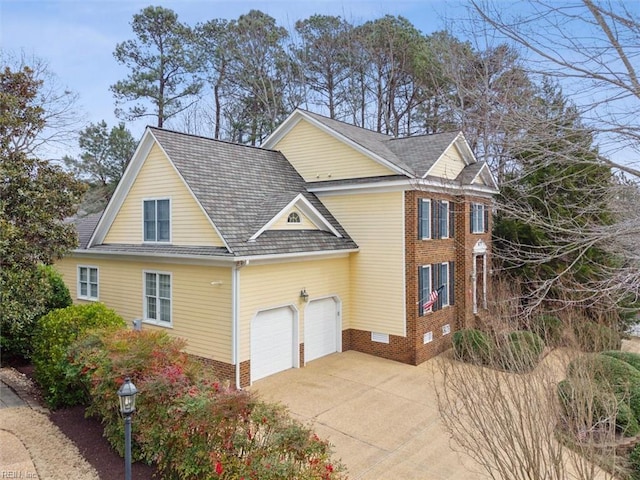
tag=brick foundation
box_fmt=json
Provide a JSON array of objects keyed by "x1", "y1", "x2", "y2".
[
  {"x1": 188, "y1": 356, "x2": 252, "y2": 389},
  {"x1": 190, "y1": 355, "x2": 235, "y2": 384}
]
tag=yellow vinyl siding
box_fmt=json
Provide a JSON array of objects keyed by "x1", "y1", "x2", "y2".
[
  {"x1": 472, "y1": 175, "x2": 487, "y2": 186},
  {"x1": 272, "y1": 119, "x2": 396, "y2": 182},
  {"x1": 238, "y1": 257, "x2": 350, "y2": 361},
  {"x1": 268, "y1": 207, "x2": 319, "y2": 231},
  {"x1": 428, "y1": 145, "x2": 467, "y2": 179},
  {"x1": 104, "y1": 144, "x2": 225, "y2": 247},
  {"x1": 319, "y1": 191, "x2": 405, "y2": 336},
  {"x1": 56, "y1": 256, "x2": 233, "y2": 362}
]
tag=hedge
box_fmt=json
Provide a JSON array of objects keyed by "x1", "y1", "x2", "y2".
[
  {"x1": 565, "y1": 354, "x2": 640, "y2": 436},
  {"x1": 530, "y1": 314, "x2": 564, "y2": 348},
  {"x1": 572, "y1": 321, "x2": 621, "y2": 352},
  {"x1": 452, "y1": 329, "x2": 494, "y2": 365},
  {"x1": 68, "y1": 328, "x2": 347, "y2": 479}
]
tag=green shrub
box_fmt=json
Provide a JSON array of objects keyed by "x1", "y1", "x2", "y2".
[
  {"x1": 558, "y1": 374, "x2": 640, "y2": 437},
  {"x1": 0, "y1": 265, "x2": 72, "y2": 362},
  {"x1": 141, "y1": 380, "x2": 343, "y2": 479},
  {"x1": 32, "y1": 303, "x2": 125, "y2": 408},
  {"x1": 602, "y1": 350, "x2": 640, "y2": 372},
  {"x1": 567, "y1": 354, "x2": 640, "y2": 435},
  {"x1": 69, "y1": 328, "x2": 346, "y2": 479},
  {"x1": 452, "y1": 329, "x2": 494, "y2": 365},
  {"x1": 496, "y1": 331, "x2": 545, "y2": 372},
  {"x1": 630, "y1": 444, "x2": 640, "y2": 480},
  {"x1": 530, "y1": 314, "x2": 564, "y2": 347},
  {"x1": 40, "y1": 265, "x2": 72, "y2": 311},
  {"x1": 573, "y1": 321, "x2": 621, "y2": 352},
  {"x1": 69, "y1": 328, "x2": 195, "y2": 459}
]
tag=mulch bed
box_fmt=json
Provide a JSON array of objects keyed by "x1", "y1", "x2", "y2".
[{"x1": 14, "y1": 364, "x2": 156, "y2": 480}]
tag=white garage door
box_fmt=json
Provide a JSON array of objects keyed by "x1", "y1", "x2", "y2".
[
  {"x1": 251, "y1": 307, "x2": 295, "y2": 382},
  {"x1": 305, "y1": 298, "x2": 338, "y2": 363}
]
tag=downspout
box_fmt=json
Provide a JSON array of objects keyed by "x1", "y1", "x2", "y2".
[{"x1": 232, "y1": 260, "x2": 248, "y2": 389}]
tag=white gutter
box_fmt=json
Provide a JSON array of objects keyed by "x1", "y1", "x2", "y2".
[{"x1": 67, "y1": 248, "x2": 358, "y2": 265}]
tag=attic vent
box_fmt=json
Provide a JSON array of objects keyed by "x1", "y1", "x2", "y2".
[{"x1": 287, "y1": 212, "x2": 301, "y2": 224}]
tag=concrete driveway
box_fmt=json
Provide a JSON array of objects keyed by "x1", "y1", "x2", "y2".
[{"x1": 249, "y1": 351, "x2": 486, "y2": 480}]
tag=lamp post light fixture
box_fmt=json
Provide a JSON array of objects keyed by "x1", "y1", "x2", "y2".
[{"x1": 117, "y1": 377, "x2": 138, "y2": 480}]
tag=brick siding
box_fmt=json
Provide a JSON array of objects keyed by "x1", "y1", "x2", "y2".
[{"x1": 338, "y1": 190, "x2": 493, "y2": 367}]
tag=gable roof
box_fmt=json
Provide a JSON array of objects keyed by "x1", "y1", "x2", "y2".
[
  {"x1": 86, "y1": 127, "x2": 357, "y2": 258},
  {"x1": 455, "y1": 162, "x2": 499, "y2": 190},
  {"x1": 263, "y1": 109, "x2": 491, "y2": 184}
]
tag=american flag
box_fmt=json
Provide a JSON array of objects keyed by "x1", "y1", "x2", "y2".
[{"x1": 422, "y1": 286, "x2": 444, "y2": 313}]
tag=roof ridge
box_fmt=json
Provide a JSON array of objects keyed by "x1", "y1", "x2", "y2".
[
  {"x1": 148, "y1": 126, "x2": 281, "y2": 153},
  {"x1": 385, "y1": 130, "x2": 460, "y2": 141},
  {"x1": 298, "y1": 109, "x2": 393, "y2": 138}
]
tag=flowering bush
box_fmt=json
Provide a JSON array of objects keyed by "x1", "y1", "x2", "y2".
[
  {"x1": 69, "y1": 328, "x2": 347, "y2": 479},
  {"x1": 69, "y1": 329, "x2": 199, "y2": 458}
]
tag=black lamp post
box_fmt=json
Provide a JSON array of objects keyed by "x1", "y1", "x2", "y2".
[{"x1": 117, "y1": 377, "x2": 138, "y2": 480}]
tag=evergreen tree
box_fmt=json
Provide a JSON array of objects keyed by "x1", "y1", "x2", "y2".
[
  {"x1": 494, "y1": 79, "x2": 618, "y2": 316},
  {"x1": 0, "y1": 66, "x2": 85, "y2": 359}
]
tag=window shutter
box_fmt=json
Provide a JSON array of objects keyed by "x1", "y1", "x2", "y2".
[
  {"x1": 431, "y1": 263, "x2": 440, "y2": 311},
  {"x1": 449, "y1": 201, "x2": 455, "y2": 238},
  {"x1": 449, "y1": 261, "x2": 455, "y2": 306},
  {"x1": 419, "y1": 266, "x2": 430, "y2": 316},
  {"x1": 418, "y1": 199, "x2": 423, "y2": 239},
  {"x1": 418, "y1": 266, "x2": 423, "y2": 316},
  {"x1": 484, "y1": 205, "x2": 489, "y2": 233},
  {"x1": 431, "y1": 200, "x2": 439, "y2": 239},
  {"x1": 470, "y1": 203, "x2": 474, "y2": 233}
]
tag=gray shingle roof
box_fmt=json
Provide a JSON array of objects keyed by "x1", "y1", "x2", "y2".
[
  {"x1": 89, "y1": 128, "x2": 354, "y2": 258},
  {"x1": 298, "y1": 110, "x2": 461, "y2": 177},
  {"x1": 386, "y1": 132, "x2": 460, "y2": 175},
  {"x1": 75, "y1": 212, "x2": 103, "y2": 249},
  {"x1": 149, "y1": 128, "x2": 356, "y2": 256},
  {"x1": 456, "y1": 162, "x2": 485, "y2": 184},
  {"x1": 89, "y1": 244, "x2": 232, "y2": 257}
]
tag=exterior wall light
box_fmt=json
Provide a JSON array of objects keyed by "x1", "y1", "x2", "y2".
[{"x1": 300, "y1": 288, "x2": 309, "y2": 302}]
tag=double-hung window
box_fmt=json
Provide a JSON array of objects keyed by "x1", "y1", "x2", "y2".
[
  {"x1": 143, "y1": 199, "x2": 170, "y2": 242},
  {"x1": 418, "y1": 265, "x2": 432, "y2": 316},
  {"x1": 144, "y1": 271, "x2": 172, "y2": 325},
  {"x1": 78, "y1": 266, "x2": 98, "y2": 300},
  {"x1": 437, "y1": 200, "x2": 449, "y2": 239},
  {"x1": 418, "y1": 261, "x2": 456, "y2": 316},
  {"x1": 419, "y1": 198, "x2": 454, "y2": 240},
  {"x1": 471, "y1": 203, "x2": 488, "y2": 234}
]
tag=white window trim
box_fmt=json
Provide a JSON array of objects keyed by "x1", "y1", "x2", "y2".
[
  {"x1": 472, "y1": 203, "x2": 485, "y2": 234},
  {"x1": 440, "y1": 262, "x2": 450, "y2": 307},
  {"x1": 287, "y1": 211, "x2": 301, "y2": 224},
  {"x1": 142, "y1": 270, "x2": 173, "y2": 327},
  {"x1": 440, "y1": 200, "x2": 450, "y2": 239},
  {"x1": 142, "y1": 197, "x2": 172, "y2": 243},
  {"x1": 77, "y1": 265, "x2": 99, "y2": 301},
  {"x1": 420, "y1": 198, "x2": 431, "y2": 240}
]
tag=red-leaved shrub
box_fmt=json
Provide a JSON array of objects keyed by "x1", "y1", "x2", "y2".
[{"x1": 69, "y1": 328, "x2": 346, "y2": 479}]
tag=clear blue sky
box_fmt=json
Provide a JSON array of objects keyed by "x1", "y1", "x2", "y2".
[{"x1": 1, "y1": 0, "x2": 467, "y2": 158}]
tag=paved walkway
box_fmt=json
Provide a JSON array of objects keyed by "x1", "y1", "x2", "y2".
[
  {"x1": 0, "y1": 379, "x2": 39, "y2": 478},
  {"x1": 0, "y1": 381, "x2": 27, "y2": 408}
]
